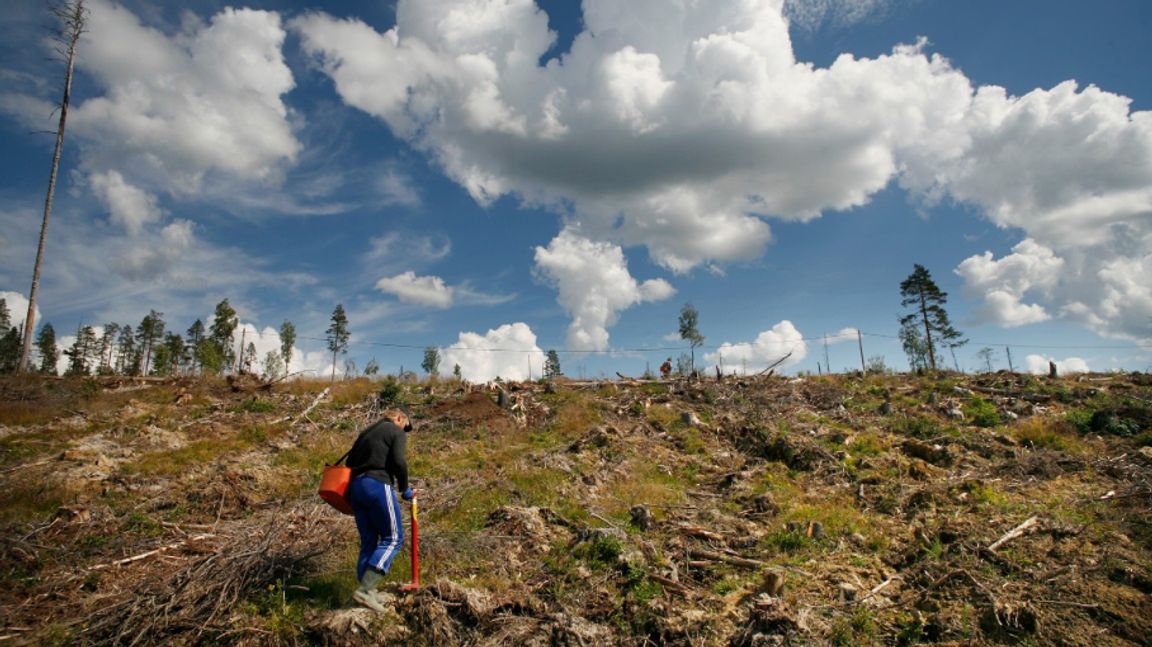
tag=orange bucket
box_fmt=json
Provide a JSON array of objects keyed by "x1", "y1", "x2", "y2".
[{"x1": 318, "y1": 464, "x2": 354, "y2": 515}]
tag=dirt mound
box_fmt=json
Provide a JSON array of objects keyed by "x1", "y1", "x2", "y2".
[{"x1": 425, "y1": 391, "x2": 510, "y2": 426}]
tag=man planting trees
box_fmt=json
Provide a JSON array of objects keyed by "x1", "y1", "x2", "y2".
[{"x1": 345, "y1": 408, "x2": 415, "y2": 611}]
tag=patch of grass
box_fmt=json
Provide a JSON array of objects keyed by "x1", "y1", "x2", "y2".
[
  {"x1": 604, "y1": 461, "x2": 686, "y2": 517},
  {"x1": 0, "y1": 474, "x2": 72, "y2": 525},
  {"x1": 1010, "y1": 418, "x2": 1084, "y2": 453},
  {"x1": 122, "y1": 511, "x2": 164, "y2": 537},
  {"x1": 238, "y1": 398, "x2": 276, "y2": 413},
  {"x1": 965, "y1": 481, "x2": 1008, "y2": 507},
  {"x1": 1064, "y1": 409, "x2": 1094, "y2": 434},
  {"x1": 964, "y1": 398, "x2": 1001, "y2": 428},
  {"x1": 121, "y1": 438, "x2": 247, "y2": 477},
  {"x1": 892, "y1": 416, "x2": 957, "y2": 440},
  {"x1": 830, "y1": 607, "x2": 879, "y2": 646},
  {"x1": 574, "y1": 533, "x2": 623, "y2": 569},
  {"x1": 240, "y1": 578, "x2": 307, "y2": 642},
  {"x1": 848, "y1": 432, "x2": 886, "y2": 457}
]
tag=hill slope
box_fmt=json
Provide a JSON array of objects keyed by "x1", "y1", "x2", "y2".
[{"x1": 1, "y1": 371, "x2": 1151, "y2": 645}]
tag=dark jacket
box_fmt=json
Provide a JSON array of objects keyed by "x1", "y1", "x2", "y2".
[{"x1": 346, "y1": 419, "x2": 408, "y2": 491}]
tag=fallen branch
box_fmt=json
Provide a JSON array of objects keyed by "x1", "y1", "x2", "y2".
[
  {"x1": 688, "y1": 547, "x2": 766, "y2": 569},
  {"x1": 677, "y1": 525, "x2": 726, "y2": 543},
  {"x1": 987, "y1": 516, "x2": 1039, "y2": 552},
  {"x1": 88, "y1": 534, "x2": 216, "y2": 571},
  {"x1": 757, "y1": 351, "x2": 793, "y2": 376},
  {"x1": 273, "y1": 386, "x2": 330, "y2": 425},
  {"x1": 648, "y1": 573, "x2": 690, "y2": 594}
]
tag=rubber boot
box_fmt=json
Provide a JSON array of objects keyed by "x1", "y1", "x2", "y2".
[{"x1": 353, "y1": 569, "x2": 387, "y2": 612}]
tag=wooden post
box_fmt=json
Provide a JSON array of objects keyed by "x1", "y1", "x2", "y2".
[
  {"x1": 823, "y1": 335, "x2": 830, "y2": 375},
  {"x1": 1006, "y1": 346, "x2": 1015, "y2": 373},
  {"x1": 235, "y1": 328, "x2": 246, "y2": 374}
]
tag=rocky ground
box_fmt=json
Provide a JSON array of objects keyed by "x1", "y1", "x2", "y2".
[{"x1": 1, "y1": 370, "x2": 1150, "y2": 645}]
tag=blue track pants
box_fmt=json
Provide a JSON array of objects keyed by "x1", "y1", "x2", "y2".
[{"x1": 347, "y1": 475, "x2": 404, "y2": 581}]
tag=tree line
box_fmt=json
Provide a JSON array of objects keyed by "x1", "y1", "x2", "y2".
[
  {"x1": 0, "y1": 298, "x2": 298, "y2": 379},
  {"x1": 1, "y1": 264, "x2": 968, "y2": 379}
]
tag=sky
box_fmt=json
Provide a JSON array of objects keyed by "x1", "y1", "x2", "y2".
[{"x1": 1, "y1": 0, "x2": 1150, "y2": 381}]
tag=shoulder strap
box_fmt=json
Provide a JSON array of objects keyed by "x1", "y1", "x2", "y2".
[{"x1": 334, "y1": 448, "x2": 352, "y2": 466}]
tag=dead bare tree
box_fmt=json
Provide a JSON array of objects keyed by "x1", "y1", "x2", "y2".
[{"x1": 19, "y1": 0, "x2": 87, "y2": 372}]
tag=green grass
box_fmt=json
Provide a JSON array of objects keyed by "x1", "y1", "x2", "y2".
[{"x1": 963, "y1": 398, "x2": 1001, "y2": 428}]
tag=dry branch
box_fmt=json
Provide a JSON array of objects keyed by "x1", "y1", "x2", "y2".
[
  {"x1": 688, "y1": 547, "x2": 766, "y2": 569},
  {"x1": 88, "y1": 533, "x2": 216, "y2": 571},
  {"x1": 987, "y1": 516, "x2": 1039, "y2": 552}
]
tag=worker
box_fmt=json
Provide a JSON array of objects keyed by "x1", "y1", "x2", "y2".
[
  {"x1": 660, "y1": 357, "x2": 673, "y2": 378},
  {"x1": 345, "y1": 408, "x2": 414, "y2": 611}
]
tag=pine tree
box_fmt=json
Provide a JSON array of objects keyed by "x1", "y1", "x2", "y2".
[
  {"x1": 279, "y1": 320, "x2": 295, "y2": 376},
  {"x1": 116, "y1": 323, "x2": 134, "y2": 374},
  {"x1": 135, "y1": 310, "x2": 165, "y2": 376},
  {"x1": 243, "y1": 341, "x2": 258, "y2": 374},
  {"x1": 98, "y1": 323, "x2": 117, "y2": 374},
  {"x1": 20, "y1": 0, "x2": 88, "y2": 372},
  {"x1": 544, "y1": 350, "x2": 562, "y2": 378},
  {"x1": 899, "y1": 264, "x2": 966, "y2": 372},
  {"x1": 263, "y1": 350, "x2": 282, "y2": 380},
  {"x1": 36, "y1": 323, "x2": 58, "y2": 375},
  {"x1": 162, "y1": 332, "x2": 184, "y2": 375},
  {"x1": 65, "y1": 325, "x2": 97, "y2": 375},
  {"x1": 209, "y1": 299, "x2": 238, "y2": 374},
  {"x1": 326, "y1": 304, "x2": 350, "y2": 382},
  {"x1": 422, "y1": 347, "x2": 440, "y2": 377},
  {"x1": 679, "y1": 303, "x2": 705, "y2": 372},
  {"x1": 186, "y1": 319, "x2": 205, "y2": 374}
]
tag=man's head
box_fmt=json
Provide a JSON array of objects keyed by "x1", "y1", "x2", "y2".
[{"x1": 384, "y1": 408, "x2": 413, "y2": 432}]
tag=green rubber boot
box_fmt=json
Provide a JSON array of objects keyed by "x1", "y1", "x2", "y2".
[{"x1": 353, "y1": 569, "x2": 387, "y2": 612}]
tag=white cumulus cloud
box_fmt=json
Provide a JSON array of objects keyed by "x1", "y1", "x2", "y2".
[
  {"x1": 704, "y1": 320, "x2": 808, "y2": 374},
  {"x1": 1025, "y1": 355, "x2": 1089, "y2": 376},
  {"x1": 294, "y1": 0, "x2": 1152, "y2": 344},
  {"x1": 0, "y1": 290, "x2": 41, "y2": 331},
  {"x1": 376, "y1": 271, "x2": 455, "y2": 308},
  {"x1": 69, "y1": 0, "x2": 300, "y2": 193},
  {"x1": 441, "y1": 322, "x2": 546, "y2": 382},
  {"x1": 533, "y1": 228, "x2": 675, "y2": 351}
]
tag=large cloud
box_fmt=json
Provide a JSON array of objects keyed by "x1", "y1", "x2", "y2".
[
  {"x1": 704, "y1": 320, "x2": 808, "y2": 374},
  {"x1": 440, "y1": 322, "x2": 546, "y2": 382},
  {"x1": 533, "y1": 228, "x2": 674, "y2": 350},
  {"x1": 68, "y1": 0, "x2": 300, "y2": 193},
  {"x1": 295, "y1": 0, "x2": 1152, "y2": 343}
]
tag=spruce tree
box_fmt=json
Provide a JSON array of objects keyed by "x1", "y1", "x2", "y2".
[
  {"x1": 899, "y1": 264, "x2": 966, "y2": 372},
  {"x1": 36, "y1": 323, "x2": 58, "y2": 375}
]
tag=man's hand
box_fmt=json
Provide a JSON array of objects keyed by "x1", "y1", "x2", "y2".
[{"x1": 402, "y1": 488, "x2": 415, "y2": 501}]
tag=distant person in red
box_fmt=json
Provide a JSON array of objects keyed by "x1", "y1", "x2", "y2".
[{"x1": 660, "y1": 358, "x2": 673, "y2": 378}]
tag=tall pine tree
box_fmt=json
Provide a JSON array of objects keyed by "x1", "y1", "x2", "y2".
[
  {"x1": 326, "y1": 304, "x2": 350, "y2": 382},
  {"x1": 899, "y1": 264, "x2": 966, "y2": 372}
]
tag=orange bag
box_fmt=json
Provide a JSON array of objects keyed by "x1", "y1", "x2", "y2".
[{"x1": 318, "y1": 451, "x2": 354, "y2": 515}]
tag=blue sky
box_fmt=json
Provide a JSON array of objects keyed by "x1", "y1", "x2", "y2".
[{"x1": 1, "y1": 0, "x2": 1150, "y2": 380}]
